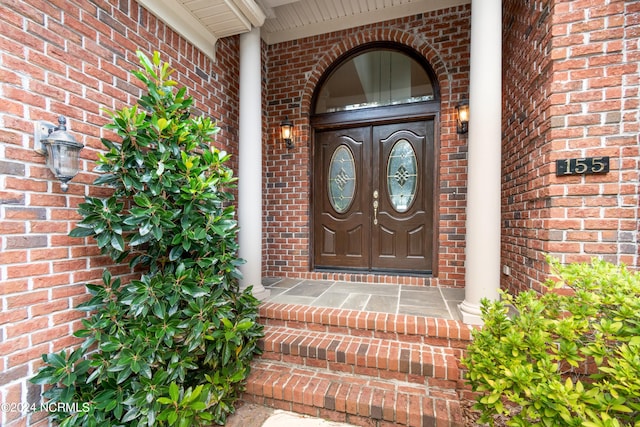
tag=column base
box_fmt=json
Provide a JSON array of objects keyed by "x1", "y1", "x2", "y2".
[
  {"x1": 457, "y1": 300, "x2": 485, "y2": 325},
  {"x1": 251, "y1": 287, "x2": 271, "y2": 301},
  {"x1": 239, "y1": 281, "x2": 271, "y2": 301}
]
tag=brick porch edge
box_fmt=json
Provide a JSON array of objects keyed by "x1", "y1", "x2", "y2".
[{"x1": 242, "y1": 302, "x2": 474, "y2": 427}]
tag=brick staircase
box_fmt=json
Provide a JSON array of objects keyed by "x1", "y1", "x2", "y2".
[{"x1": 242, "y1": 302, "x2": 473, "y2": 427}]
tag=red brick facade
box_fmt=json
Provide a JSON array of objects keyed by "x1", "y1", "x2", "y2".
[
  {"x1": 263, "y1": 5, "x2": 472, "y2": 287},
  {"x1": 502, "y1": 0, "x2": 556, "y2": 293},
  {"x1": 1, "y1": 0, "x2": 639, "y2": 425},
  {"x1": 502, "y1": 0, "x2": 640, "y2": 294},
  {"x1": 0, "y1": 2, "x2": 239, "y2": 425}
]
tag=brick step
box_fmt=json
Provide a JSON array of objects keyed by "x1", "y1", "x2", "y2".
[
  {"x1": 259, "y1": 302, "x2": 472, "y2": 352},
  {"x1": 247, "y1": 303, "x2": 472, "y2": 426},
  {"x1": 259, "y1": 325, "x2": 459, "y2": 389},
  {"x1": 244, "y1": 359, "x2": 464, "y2": 427}
]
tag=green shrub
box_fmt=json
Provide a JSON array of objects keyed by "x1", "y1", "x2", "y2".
[
  {"x1": 463, "y1": 256, "x2": 640, "y2": 427},
  {"x1": 31, "y1": 51, "x2": 264, "y2": 426}
]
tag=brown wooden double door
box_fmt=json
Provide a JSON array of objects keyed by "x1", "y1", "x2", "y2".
[{"x1": 313, "y1": 121, "x2": 434, "y2": 273}]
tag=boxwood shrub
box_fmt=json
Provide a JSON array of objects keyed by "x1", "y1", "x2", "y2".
[{"x1": 464, "y1": 256, "x2": 640, "y2": 427}]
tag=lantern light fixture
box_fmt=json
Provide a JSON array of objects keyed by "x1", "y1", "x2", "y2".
[
  {"x1": 455, "y1": 100, "x2": 469, "y2": 134},
  {"x1": 280, "y1": 116, "x2": 294, "y2": 149},
  {"x1": 34, "y1": 116, "x2": 84, "y2": 192}
]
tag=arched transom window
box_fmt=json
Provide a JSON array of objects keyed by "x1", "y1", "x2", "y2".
[{"x1": 314, "y1": 49, "x2": 435, "y2": 114}]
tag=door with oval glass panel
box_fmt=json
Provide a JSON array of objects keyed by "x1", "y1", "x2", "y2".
[{"x1": 313, "y1": 120, "x2": 434, "y2": 273}]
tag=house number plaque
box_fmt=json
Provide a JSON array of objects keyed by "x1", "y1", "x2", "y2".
[{"x1": 556, "y1": 156, "x2": 609, "y2": 176}]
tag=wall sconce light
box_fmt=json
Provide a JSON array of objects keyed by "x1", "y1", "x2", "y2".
[
  {"x1": 455, "y1": 100, "x2": 469, "y2": 134},
  {"x1": 280, "y1": 116, "x2": 294, "y2": 149},
  {"x1": 34, "y1": 116, "x2": 84, "y2": 192}
]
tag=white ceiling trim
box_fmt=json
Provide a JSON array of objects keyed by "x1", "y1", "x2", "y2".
[
  {"x1": 137, "y1": 0, "x2": 219, "y2": 60},
  {"x1": 261, "y1": 0, "x2": 471, "y2": 45},
  {"x1": 137, "y1": 0, "x2": 470, "y2": 61},
  {"x1": 137, "y1": 0, "x2": 265, "y2": 61},
  {"x1": 231, "y1": 0, "x2": 267, "y2": 27}
]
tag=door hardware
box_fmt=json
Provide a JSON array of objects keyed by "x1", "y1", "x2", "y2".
[{"x1": 373, "y1": 200, "x2": 379, "y2": 225}]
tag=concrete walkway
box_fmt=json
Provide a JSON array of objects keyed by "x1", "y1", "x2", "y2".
[{"x1": 226, "y1": 403, "x2": 356, "y2": 427}]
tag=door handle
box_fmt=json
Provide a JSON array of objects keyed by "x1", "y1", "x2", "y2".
[{"x1": 373, "y1": 190, "x2": 379, "y2": 225}]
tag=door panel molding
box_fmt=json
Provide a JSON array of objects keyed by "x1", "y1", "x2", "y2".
[
  {"x1": 313, "y1": 120, "x2": 435, "y2": 274},
  {"x1": 314, "y1": 128, "x2": 371, "y2": 269}
]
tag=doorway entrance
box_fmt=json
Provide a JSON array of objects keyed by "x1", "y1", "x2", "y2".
[
  {"x1": 313, "y1": 120, "x2": 435, "y2": 273},
  {"x1": 310, "y1": 44, "x2": 439, "y2": 275}
]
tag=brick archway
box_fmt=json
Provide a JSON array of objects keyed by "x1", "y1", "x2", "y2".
[
  {"x1": 263, "y1": 9, "x2": 471, "y2": 286},
  {"x1": 305, "y1": 30, "x2": 447, "y2": 277},
  {"x1": 301, "y1": 29, "x2": 452, "y2": 116}
]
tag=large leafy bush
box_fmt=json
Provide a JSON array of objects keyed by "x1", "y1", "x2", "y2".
[
  {"x1": 32, "y1": 51, "x2": 263, "y2": 426},
  {"x1": 463, "y1": 257, "x2": 640, "y2": 427}
]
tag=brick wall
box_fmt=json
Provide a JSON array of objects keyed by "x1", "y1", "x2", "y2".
[
  {"x1": 502, "y1": 0, "x2": 640, "y2": 294},
  {"x1": 262, "y1": 5, "x2": 472, "y2": 287},
  {"x1": 0, "y1": 1, "x2": 238, "y2": 425},
  {"x1": 502, "y1": 0, "x2": 556, "y2": 294},
  {"x1": 3, "y1": 0, "x2": 638, "y2": 424}
]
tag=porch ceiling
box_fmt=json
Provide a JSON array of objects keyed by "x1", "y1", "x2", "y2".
[
  {"x1": 256, "y1": 0, "x2": 470, "y2": 44},
  {"x1": 138, "y1": 0, "x2": 470, "y2": 60}
]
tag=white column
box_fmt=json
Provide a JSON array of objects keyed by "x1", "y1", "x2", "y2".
[
  {"x1": 238, "y1": 27, "x2": 269, "y2": 299},
  {"x1": 458, "y1": 0, "x2": 502, "y2": 325}
]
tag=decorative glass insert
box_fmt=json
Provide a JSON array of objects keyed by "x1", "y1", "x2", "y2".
[
  {"x1": 328, "y1": 145, "x2": 356, "y2": 213},
  {"x1": 387, "y1": 139, "x2": 417, "y2": 212},
  {"x1": 314, "y1": 49, "x2": 435, "y2": 113}
]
